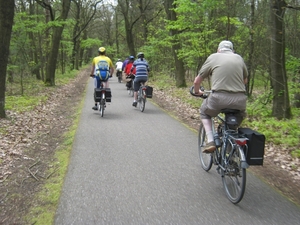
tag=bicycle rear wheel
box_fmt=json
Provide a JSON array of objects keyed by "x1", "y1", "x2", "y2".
[
  {"x1": 198, "y1": 124, "x2": 213, "y2": 171},
  {"x1": 118, "y1": 72, "x2": 122, "y2": 83},
  {"x1": 100, "y1": 95, "x2": 105, "y2": 117},
  {"x1": 138, "y1": 89, "x2": 146, "y2": 112},
  {"x1": 128, "y1": 80, "x2": 134, "y2": 97},
  {"x1": 222, "y1": 145, "x2": 246, "y2": 204}
]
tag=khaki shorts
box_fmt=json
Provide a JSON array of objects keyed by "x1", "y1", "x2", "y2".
[{"x1": 200, "y1": 92, "x2": 247, "y2": 119}]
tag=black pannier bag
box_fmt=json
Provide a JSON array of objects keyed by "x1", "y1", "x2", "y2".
[
  {"x1": 94, "y1": 88, "x2": 112, "y2": 102},
  {"x1": 238, "y1": 128, "x2": 265, "y2": 165},
  {"x1": 146, "y1": 86, "x2": 153, "y2": 98}
]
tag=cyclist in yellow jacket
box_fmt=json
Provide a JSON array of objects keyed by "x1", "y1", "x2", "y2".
[{"x1": 90, "y1": 47, "x2": 114, "y2": 110}]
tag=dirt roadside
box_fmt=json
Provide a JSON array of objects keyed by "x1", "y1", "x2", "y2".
[{"x1": 0, "y1": 70, "x2": 299, "y2": 224}]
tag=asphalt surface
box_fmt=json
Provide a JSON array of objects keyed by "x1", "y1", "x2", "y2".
[{"x1": 55, "y1": 77, "x2": 300, "y2": 225}]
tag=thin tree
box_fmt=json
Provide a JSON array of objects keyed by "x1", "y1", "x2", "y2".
[
  {"x1": 36, "y1": 0, "x2": 71, "y2": 86},
  {"x1": 117, "y1": 0, "x2": 141, "y2": 56},
  {"x1": 70, "y1": 0, "x2": 103, "y2": 70}
]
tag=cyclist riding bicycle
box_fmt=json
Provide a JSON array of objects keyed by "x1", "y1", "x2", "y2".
[
  {"x1": 115, "y1": 59, "x2": 123, "y2": 79},
  {"x1": 131, "y1": 52, "x2": 150, "y2": 107},
  {"x1": 193, "y1": 40, "x2": 248, "y2": 153},
  {"x1": 125, "y1": 55, "x2": 136, "y2": 89},
  {"x1": 90, "y1": 47, "x2": 114, "y2": 110},
  {"x1": 122, "y1": 56, "x2": 129, "y2": 72}
]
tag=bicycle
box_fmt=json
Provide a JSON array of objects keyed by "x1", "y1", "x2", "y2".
[
  {"x1": 190, "y1": 86, "x2": 249, "y2": 204},
  {"x1": 137, "y1": 82, "x2": 147, "y2": 112},
  {"x1": 126, "y1": 74, "x2": 134, "y2": 97},
  {"x1": 91, "y1": 75, "x2": 112, "y2": 117},
  {"x1": 116, "y1": 69, "x2": 122, "y2": 83}
]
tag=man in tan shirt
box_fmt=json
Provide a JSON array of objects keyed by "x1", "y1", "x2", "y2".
[{"x1": 193, "y1": 40, "x2": 248, "y2": 153}]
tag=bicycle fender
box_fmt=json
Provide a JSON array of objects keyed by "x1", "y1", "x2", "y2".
[
  {"x1": 238, "y1": 146, "x2": 249, "y2": 169},
  {"x1": 241, "y1": 161, "x2": 249, "y2": 169}
]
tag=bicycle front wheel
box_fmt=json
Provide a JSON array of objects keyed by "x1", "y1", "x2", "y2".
[
  {"x1": 198, "y1": 124, "x2": 213, "y2": 171},
  {"x1": 222, "y1": 145, "x2": 246, "y2": 204}
]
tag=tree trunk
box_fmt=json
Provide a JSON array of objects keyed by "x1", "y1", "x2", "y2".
[
  {"x1": 45, "y1": 0, "x2": 71, "y2": 86},
  {"x1": 138, "y1": 0, "x2": 147, "y2": 42},
  {"x1": 0, "y1": 0, "x2": 15, "y2": 118},
  {"x1": 246, "y1": 0, "x2": 255, "y2": 97},
  {"x1": 29, "y1": 0, "x2": 41, "y2": 80},
  {"x1": 163, "y1": 0, "x2": 186, "y2": 88},
  {"x1": 118, "y1": 0, "x2": 138, "y2": 56},
  {"x1": 115, "y1": 7, "x2": 119, "y2": 55},
  {"x1": 269, "y1": 0, "x2": 292, "y2": 119},
  {"x1": 293, "y1": 71, "x2": 300, "y2": 108}
]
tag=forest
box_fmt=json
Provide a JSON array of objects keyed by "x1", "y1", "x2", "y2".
[{"x1": 0, "y1": 1, "x2": 299, "y2": 155}]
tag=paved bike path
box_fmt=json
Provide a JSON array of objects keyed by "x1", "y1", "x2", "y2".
[{"x1": 55, "y1": 77, "x2": 300, "y2": 224}]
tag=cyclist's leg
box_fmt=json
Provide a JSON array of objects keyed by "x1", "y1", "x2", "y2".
[
  {"x1": 132, "y1": 78, "x2": 140, "y2": 106},
  {"x1": 93, "y1": 76, "x2": 101, "y2": 110},
  {"x1": 102, "y1": 80, "x2": 109, "y2": 88},
  {"x1": 200, "y1": 94, "x2": 222, "y2": 153}
]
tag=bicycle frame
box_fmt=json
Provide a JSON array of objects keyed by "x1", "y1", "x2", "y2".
[{"x1": 212, "y1": 115, "x2": 249, "y2": 173}]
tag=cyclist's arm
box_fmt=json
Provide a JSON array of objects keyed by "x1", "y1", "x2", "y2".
[
  {"x1": 193, "y1": 75, "x2": 204, "y2": 95},
  {"x1": 109, "y1": 59, "x2": 114, "y2": 77},
  {"x1": 91, "y1": 65, "x2": 95, "y2": 76},
  {"x1": 130, "y1": 64, "x2": 135, "y2": 73},
  {"x1": 110, "y1": 67, "x2": 114, "y2": 77},
  {"x1": 90, "y1": 59, "x2": 96, "y2": 75},
  {"x1": 243, "y1": 63, "x2": 248, "y2": 84}
]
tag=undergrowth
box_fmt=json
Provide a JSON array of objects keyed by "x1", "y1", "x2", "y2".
[{"x1": 5, "y1": 69, "x2": 80, "y2": 113}]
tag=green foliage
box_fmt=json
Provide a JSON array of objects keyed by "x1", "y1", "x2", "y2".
[
  {"x1": 285, "y1": 52, "x2": 300, "y2": 105},
  {"x1": 81, "y1": 38, "x2": 102, "y2": 49},
  {"x1": 150, "y1": 71, "x2": 174, "y2": 90},
  {"x1": 291, "y1": 149, "x2": 300, "y2": 158},
  {"x1": 243, "y1": 112, "x2": 300, "y2": 150},
  {"x1": 13, "y1": 12, "x2": 46, "y2": 34}
]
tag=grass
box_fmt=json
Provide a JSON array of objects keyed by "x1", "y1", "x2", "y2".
[
  {"x1": 5, "y1": 95, "x2": 47, "y2": 112},
  {"x1": 25, "y1": 85, "x2": 85, "y2": 225},
  {"x1": 4, "y1": 68, "x2": 80, "y2": 113}
]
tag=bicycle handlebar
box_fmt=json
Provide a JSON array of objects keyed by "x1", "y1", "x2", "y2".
[
  {"x1": 189, "y1": 86, "x2": 210, "y2": 99},
  {"x1": 90, "y1": 74, "x2": 112, "y2": 79}
]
